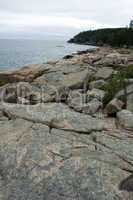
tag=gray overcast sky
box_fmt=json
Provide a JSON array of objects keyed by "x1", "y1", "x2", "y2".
[{"x1": 0, "y1": 0, "x2": 133, "y2": 39}]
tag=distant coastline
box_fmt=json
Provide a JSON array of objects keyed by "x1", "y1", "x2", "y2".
[{"x1": 68, "y1": 28, "x2": 133, "y2": 47}]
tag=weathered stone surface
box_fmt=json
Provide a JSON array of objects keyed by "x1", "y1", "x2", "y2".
[
  {"x1": 115, "y1": 84, "x2": 133, "y2": 112},
  {"x1": 89, "y1": 79, "x2": 106, "y2": 89},
  {"x1": 0, "y1": 82, "x2": 42, "y2": 104},
  {"x1": 0, "y1": 47, "x2": 132, "y2": 199},
  {"x1": 67, "y1": 90, "x2": 86, "y2": 109},
  {"x1": 34, "y1": 64, "x2": 90, "y2": 90},
  {"x1": 95, "y1": 52, "x2": 128, "y2": 66},
  {"x1": 67, "y1": 90, "x2": 103, "y2": 115},
  {"x1": 0, "y1": 110, "x2": 8, "y2": 121},
  {"x1": 105, "y1": 98, "x2": 124, "y2": 115},
  {"x1": 81, "y1": 99, "x2": 102, "y2": 115},
  {"x1": 0, "y1": 114, "x2": 132, "y2": 199},
  {"x1": 87, "y1": 89, "x2": 105, "y2": 102},
  {"x1": 0, "y1": 63, "x2": 53, "y2": 85},
  {"x1": 69, "y1": 98, "x2": 102, "y2": 115},
  {"x1": 117, "y1": 109, "x2": 133, "y2": 130},
  {"x1": 0, "y1": 103, "x2": 106, "y2": 133},
  {"x1": 0, "y1": 82, "x2": 62, "y2": 104},
  {"x1": 0, "y1": 82, "x2": 32, "y2": 103},
  {"x1": 95, "y1": 67, "x2": 114, "y2": 80}
]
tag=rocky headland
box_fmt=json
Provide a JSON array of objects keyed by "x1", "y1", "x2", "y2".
[
  {"x1": 0, "y1": 47, "x2": 133, "y2": 199},
  {"x1": 68, "y1": 28, "x2": 133, "y2": 47}
]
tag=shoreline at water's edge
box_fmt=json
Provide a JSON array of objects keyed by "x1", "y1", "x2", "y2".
[
  {"x1": 0, "y1": 46, "x2": 132, "y2": 86},
  {"x1": 0, "y1": 46, "x2": 133, "y2": 199},
  {"x1": 0, "y1": 39, "x2": 95, "y2": 70},
  {"x1": 0, "y1": 46, "x2": 98, "y2": 73}
]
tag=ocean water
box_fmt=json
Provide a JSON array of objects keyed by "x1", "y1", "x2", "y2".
[{"x1": 0, "y1": 39, "x2": 93, "y2": 70}]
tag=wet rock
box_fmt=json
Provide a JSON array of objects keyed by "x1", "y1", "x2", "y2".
[{"x1": 63, "y1": 54, "x2": 74, "y2": 59}]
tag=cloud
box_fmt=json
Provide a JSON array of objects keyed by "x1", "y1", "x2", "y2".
[
  {"x1": 0, "y1": 0, "x2": 132, "y2": 37},
  {"x1": 0, "y1": 12, "x2": 114, "y2": 29}
]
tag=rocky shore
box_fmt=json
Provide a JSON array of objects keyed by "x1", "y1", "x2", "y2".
[{"x1": 0, "y1": 47, "x2": 133, "y2": 199}]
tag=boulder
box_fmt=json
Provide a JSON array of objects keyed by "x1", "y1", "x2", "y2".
[
  {"x1": 0, "y1": 102, "x2": 106, "y2": 133},
  {"x1": 87, "y1": 89, "x2": 105, "y2": 102},
  {"x1": 89, "y1": 79, "x2": 106, "y2": 89},
  {"x1": 117, "y1": 109, "x2": 133, "y2": 130},
  {"x1": 105, "y1": 98, "x2": 124, "y2": 115},
  {"x1": 0, "y1": 82, "x2": 32, "y2": 104},
  {"x1": 115, "y1": 83, "x2": 133, "y2": 112},
  {"x1": 67, "y1": 90, "x2": 86, "y2": 108},
  {"x1": 95, "y1": 52, "x2": 128, "y2": 66},
  {"x1": 68, "y1": 98, "x2": 102, "y2": 115},
  {"x1": 95, "y1": 67, "x2": 114, "y2": 80},
  {"x1": 0, "y1": 110, "x2": 8, "y2": 121},
  {"x1": 127, "y1": 92, "x2": 133, "y2": 112},
  {"x1": 0, "y1": 82, "x2": 42, "y2": 104},
  {"x1": 81, "y1": 99, "x2": 102, "y2": 115},
  {"x1": 0, "y1": 82, "x2": 68, "y2": 105},
  {"x1": 83, "y1": 55, "x2": 102, "y2": 64},
  {"x1": 63, "y1": 54, "x2": 74, "y2": 59},
  {"x1": 0, "y1": 63, "x2": 53, "y2": 85},
  {"x1": 67, "y1": 90, "x2": 102, "y2": 115},
  {"x1": 34, "y1": 66, "x2": 90, "y2": 90}
]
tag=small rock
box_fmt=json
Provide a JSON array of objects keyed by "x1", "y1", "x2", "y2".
[
  {"x1": 105, "y1": 98, "x2": 124, "y2": 115},
  {"x1": 67, "y1": 90, "x2": 87, "y2": 110},
  {"x1": 89, "y1": 79, "x2": 106, "y2": 89},
  {"x1": 18, "y1": 97, "x2": 30, "y2": 105},
  {"x1": 117, "y1": 110, "x2": 133, "y2": 130},
  {"x1": 95, "y1": 67, "x2": 114, "y2": 80},
  {"x1": 87, "y1": 89, "x2": 105, "y2": 102},
  {"x1": 115, "y1": 83, "x2": 133, "y2": 112},
  {"x1": 81, "y1": 99, "x2": 102, "y2": 115},
  {"x1": 63, "y1": 55, "x2": 74, "y2": 59},
  {"x1": 70, "y1": 99, "x2": 102, "y2": 115}
]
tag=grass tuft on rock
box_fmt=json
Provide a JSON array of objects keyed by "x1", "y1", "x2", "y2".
[{"x1": 102, "y1": 64, "x2": 133, "y2": 105}]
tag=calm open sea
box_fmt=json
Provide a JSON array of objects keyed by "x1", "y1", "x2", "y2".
[{"x1": 0, "y1": 39, "x2": 94, "y2": 70}]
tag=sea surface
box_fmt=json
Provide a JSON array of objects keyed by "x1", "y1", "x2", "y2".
[{"x1": 0, "y1": 39, "x2": 94, "y2": 70}]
